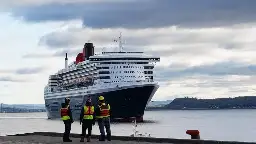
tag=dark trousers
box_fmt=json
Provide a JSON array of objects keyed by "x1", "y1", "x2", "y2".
[
  {"x1": 63, "y1": 120, "x2": 72, "y2": 140},
  {"x1": 81, "y1": 119, "x2": 93, "y2": 137},
  {"x1": 98, "y1": 117, "x2": 111, "y2": 140}
]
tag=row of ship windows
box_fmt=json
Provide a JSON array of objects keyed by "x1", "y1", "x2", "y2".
[
  {"x1": 99, "y1": 71, "x2": 137, "y2": 74},
  {"x1": 114, "y1": 76, "x2": 137, "y2": 78},
  {"x1": 111, "y1": 66, "x2": 143, "y2": 69},
  {"x1": 50, "y1": 75, "x2": 145, "y2": 83},
  {"x1": 104, "y1": 81, "x2": 149, "y2": 84},
  {"x1": 90, "y1": 58, "x2": 159, "y2": 61},
  {"x1": 110, "y1": 71, "x2": 141, "y2": 74},
  {"x1": 144, "y1": 66, "x2": 154, "y2": 69},
  {"x1": 59, "y1": 65, "x2": 95, "y2": 74},
  {"x1": 97, "y1": 67, "x2": 109, "y2": 69},
  {"x1": 99, "y1": 75, "x2": 151, "y2": 79},
  {"x1": 125, "y1": 71, "x2": 135, "y2": 73},
  {"x1": 51, "y1": 71, "x2": 95, "y2": 79},
  {"x1": 124, "y1": 66, "x2": 142, "y2": 68},
  {"x1": 100, "y1": 62, "x2": 148, "y2": 64},
  {"x1": 50, "y1": 73, "x2": 96, "y2": 79},
  {"x1": 145, "y1": 71, "x2": 153, "y2": 74},
  {"x1": 54, "y1": 65, "x2": 152, "y2": 79},
  {"x1": 50, "y1": 71, "x2": 153, "y2": 82},
  {"x1": 99, "y1": 71, "x2": 153, "y2": 74},
  {"x1": 98, "y1": 66, "x2": 153, "y2": 69}
]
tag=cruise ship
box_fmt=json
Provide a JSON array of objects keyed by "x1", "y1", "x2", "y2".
[{"x1": 44, "y1": 35, "x2": 160, "y2": 122}]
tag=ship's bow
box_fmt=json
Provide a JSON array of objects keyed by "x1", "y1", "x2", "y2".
[{"x1": 103, "y1": 83, "x2": 159, "y2": 122}]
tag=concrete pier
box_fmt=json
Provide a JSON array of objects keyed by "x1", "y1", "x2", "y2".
[{"x1": 0, "y1": 132, "x2": 255, "y2": 144}]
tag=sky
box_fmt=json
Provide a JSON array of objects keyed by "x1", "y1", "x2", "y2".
[{"x1": 1, "y1": 0, "x2": 256, "y2": 104}]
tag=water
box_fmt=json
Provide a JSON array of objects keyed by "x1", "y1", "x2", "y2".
[{"x1": 0, "y1": 109, "x2": 256, "y2": 142}]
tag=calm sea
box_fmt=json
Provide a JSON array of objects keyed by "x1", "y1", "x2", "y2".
[{"x1": 0, "y1": 110, "x2": 256, "y2": 142}]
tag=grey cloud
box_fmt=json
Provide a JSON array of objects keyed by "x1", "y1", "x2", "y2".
[
  {"x1": 180, "y1": 62, "x2": 256, "y2": 76},
  {"x1": 0, "y1": 0, "x2": 124, "y2": 12},
  {"x1": 23, "y1": 49, "x2": 83, "y2": 59},
  {"x1": 15, "y1": 67, "x2": 45, "y2": 75},
  {"x1": 23, "y1": 43, "x2": 145, "y2": 59},
  {"x1": 9, "y1": 0, "x2": 256, "y2": 29},
  {"x1": 0, "y1": 76, "x2": 27, "y2": 82},
  {"x1": 155, "y1": 73, "x2": 255, "y2": 95},
  {"x1": 53, "y1": 49, "x2": 81, "y2": 57},
  {"x1": 22, "y1": 53, "x2": 52, "y2": 59},
  {"x1": 37, "y1": 24, "x2": 253, "y2": 52},
  {"x1": 0, "y1": 67, "x2": 46, "y2": 75},
  {"x1": 39, "y1": 33, "x2": 78, "y2": 48},
  {"x1": 178, "y1": 77, "x2": 248, "y2": 88},
  {"x1": 154, "y1": 61, "x2": 256, "y2": 82}
]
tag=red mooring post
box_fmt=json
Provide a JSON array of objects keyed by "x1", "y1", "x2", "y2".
[{"x1": 186, "y1": 130, "x2": 200, "y2": 139}]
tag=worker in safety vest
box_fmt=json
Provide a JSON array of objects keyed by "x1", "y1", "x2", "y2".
[
  {"x1": 79, "y1": 97, "x2": 96, "y2": 142},
  {"x1": 60, "y1": 98, "x2": 73, "y2": 142},
  {"x1": 95, "y1": 96, "x2": 111, "y2": 141}
]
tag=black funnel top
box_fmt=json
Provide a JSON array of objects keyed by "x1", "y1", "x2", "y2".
[
  {"x1": 65, "y1": 53, "x2": 68, "y2": 60},
  {"x1": 84, "y1": 43, "x2": 94, "y2": 60}
]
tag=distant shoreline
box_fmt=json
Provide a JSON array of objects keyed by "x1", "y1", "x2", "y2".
[
  {"x1": 0, "y1": 111, "x2": 46, "y2": 113},
  {"x1": 1, "y1": 108, "x2": 256, "y2": 113},
  {"x1": 145, "y1": 107, "x2": 256, "y2": 111},
  {"x1": 147, "y1": 96, "x2": 256, "y2": 111}
]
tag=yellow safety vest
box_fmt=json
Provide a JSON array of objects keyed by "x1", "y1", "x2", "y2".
[{"x1": 83, "y1": 106, "x2": 94, "y2": 120}]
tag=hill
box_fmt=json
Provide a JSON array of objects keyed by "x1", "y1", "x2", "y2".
[
  {"x1": 165, "y1": 96, "x2": 256, "y2": 109},
  {"x1": 2, "y1": 104, "x2": 45, "y2": 109},
  {"x1": 1, "y1": 104, "x2": 45, "y2": 113},
  {"x1": 147, "y1": 100, "x2": 172, "y2": 107}
]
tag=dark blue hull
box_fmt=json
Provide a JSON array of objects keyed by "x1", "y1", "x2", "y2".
[{"x1": 45, "y1": 84, "x2": 158, "y2": 122}]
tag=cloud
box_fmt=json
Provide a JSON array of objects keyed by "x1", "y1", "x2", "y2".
[
  {"x1": 161, "y1": 61, "x2": 256, "y2": 78},
  {"x1": 36, "y1": 24, "x2": 256, "y2": 52},
  {"x1": 0, "y1": 76, "x2": 28, "y2": 82},
  {"x1": 23, "y1": 48, "x2": 82, "y2": 59},
  {"x1": 1, "y1": 0, "x2": 131, "y2": 8},
  {"x1": 154, "y1": 74, "x2": 256, "y2": 100},
  {"x1": 21, "y1": 22, "x2": 256, "y2": 92},
  {"x1": 33, "y1": 24, "x2": 256, "y2": 73},
  {"x1": 179, "y1": 62, "x2": 256, "y2": 76},
  {"x1": 6, "y1": 0, "x2": 256, "y2": 29},
  {"x1": 0, "y1": 67, "x2": 46, "y2": 75},
  {"x1": 22, "y1": 53, "x2": 52, "y2": 59},
  {"x1": 3, "y1": 1, "x2": 256, "y2": 102},
  {"x1": 15, "y1": 67, "x2": 46, "y2": 75}
]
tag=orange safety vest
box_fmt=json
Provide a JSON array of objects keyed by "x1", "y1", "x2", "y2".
[
  {"x1": 83, "y1": 106, "x2": 94, "y2": 119},
  {"x1": 60, "y1": 107, "x2": 70, "y2": 120},
  {"x1": 98, "y1": 103, "x2": 110, "y2": 118}
]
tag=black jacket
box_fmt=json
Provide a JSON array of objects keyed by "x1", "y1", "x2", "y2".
[{"x1": 67, "y1": 105, "x2": 73, "y2": 122}]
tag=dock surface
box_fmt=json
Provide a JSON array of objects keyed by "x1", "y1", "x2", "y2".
[
  {"x1": 0, "y1": 135, "x2": 173, "y2": 144},
  {"x1": 0, "y1": 132, "x2": 255, "y2": 144}
]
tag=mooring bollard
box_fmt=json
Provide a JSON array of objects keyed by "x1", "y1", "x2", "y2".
[{"x1": 186, "y1": 130, "x2": 200, "y2": 139}]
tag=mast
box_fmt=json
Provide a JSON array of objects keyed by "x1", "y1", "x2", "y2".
[
  {"x1": 65, "y1": 53, "x2": 68, "y2": 69},
  {"x1": 118, "y1": 32, "x2": 123, "y2": 52}
]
